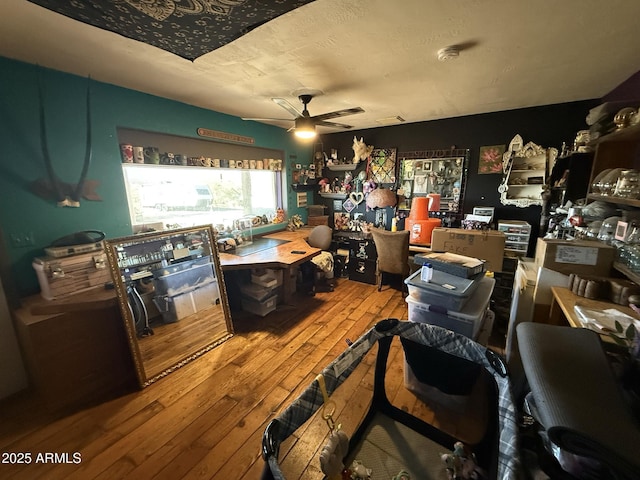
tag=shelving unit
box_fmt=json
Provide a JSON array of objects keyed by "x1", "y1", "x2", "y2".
[
  {"x1": 587, "y1": 123, "x2": 640, "y2": 205},
  {"x1": 586, "y1": 123, "x2": 640, "y2": 284},
  {"x1": 500, "y1": 140, "x2": 552, "y2": 207},
  {"x1": 319, "y1": 192, "x2": 347, "y2": 199},
  {"x1": 291, "y1": 183, "x2": 317, "y2": 192}
]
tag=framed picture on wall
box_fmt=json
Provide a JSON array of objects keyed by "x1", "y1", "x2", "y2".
[
  {"x1": 478, "y1": 145, "x2": 506, "y2": 174},
  {"x1": 334, "y1": 212, "x2": 350, "y2": 230},
  {"x1": 370, "y1": 148, "x2": 397, "y2": 185}
]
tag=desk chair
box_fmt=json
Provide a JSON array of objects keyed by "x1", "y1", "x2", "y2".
[{"x1": 370, "y1": 228, "x2": 410, "y2": 292}]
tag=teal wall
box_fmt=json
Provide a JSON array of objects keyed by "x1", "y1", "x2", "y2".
[{"x1": 0, "y1": 57, "x2": 313, "y2": 298}]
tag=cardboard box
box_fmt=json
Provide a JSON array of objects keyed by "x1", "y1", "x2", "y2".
[
  {"x1": 307, "y1": 215, "x2": 329, "y2": 226},
  {"x1": 430, "y1": 228, "x2": 506, "y2": 272},
  {"x1": 534, "y1": 238, "x2": 614, "y2": 277}
]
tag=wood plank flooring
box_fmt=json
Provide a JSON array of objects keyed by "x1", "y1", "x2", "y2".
[{"x1": 0, "y1": 278, "x2": 506, "y2": 480}]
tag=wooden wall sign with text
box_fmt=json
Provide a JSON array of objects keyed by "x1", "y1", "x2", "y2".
[{"x1": 197, "y1": 128, "x2": 255, "y2": 144}]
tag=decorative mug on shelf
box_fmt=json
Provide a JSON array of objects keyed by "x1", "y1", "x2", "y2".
[
  {"x1": 120, "y1": 144, "x2": 133, "y2": 163},
  {"x1": 160, "y1": 152, "x2": 175, "y2": 165},
  {"x1": 133, "y1": 146, "x2": 145, "y2": 163},
  {"x1": 144, "y1": 146, "x2": 160, "y2": 164}
]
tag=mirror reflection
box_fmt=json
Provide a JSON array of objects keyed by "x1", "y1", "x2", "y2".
[
  {"x1": 397, "y1": 149, "x2": 469, "y2": 216},
  {"x1": 104, "y1": 225, "x2": 233, "y2": 387}
]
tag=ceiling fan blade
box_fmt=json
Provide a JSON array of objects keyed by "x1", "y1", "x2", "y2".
[
  {"x1": 316, "y1": 120, "x2": 355, "y2": 129},
  {"x1": 272, "y1": 97, "x2": 303, "y2": 118},
  {"x1": 311, "y1": 107, "x2": 364, "y2": 122},
  {"x1": 241, "y1": 117, "x2": 294, "y2": 122}
]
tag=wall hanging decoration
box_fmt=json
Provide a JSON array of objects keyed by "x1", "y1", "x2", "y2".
[
  {"x1": 478, "y1": 144, "x2": 506, "y2": 174},
  {"x1": 369, "y1": 148, "x2": 397, "y2": 185},
  {"x1": 28, "y1": 0, "x2": 315, "y2": 61},
  {"x1": 352, "y1": 136, "x2": 374, "y2": 164},
  {"x1": 397, "y1": 148, "x2": 469, "y2": 221},
  {"x1": 334, "y1": 212, "x2": 350, "y2": 230},
  {"x1": 498, "y1": 134, "x2": 557, "y2": 207},
  {"x1": 30, "y1": 72, "x2": 101, "y2": 207}
]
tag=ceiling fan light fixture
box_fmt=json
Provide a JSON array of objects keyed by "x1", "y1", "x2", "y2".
[{"x1": 294, "y1": 117, "x2": 316, "y2": 139}]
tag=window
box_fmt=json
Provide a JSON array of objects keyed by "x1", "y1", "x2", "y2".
[{"x1": 122, "y1": 164, "x2": 281, "y2": 230}]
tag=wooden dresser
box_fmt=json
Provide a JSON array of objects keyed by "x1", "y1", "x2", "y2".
[{"x1": 13, "y1": 289, "x2": 137, "y2": 412}]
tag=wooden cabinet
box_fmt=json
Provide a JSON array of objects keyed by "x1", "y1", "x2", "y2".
[
  {"x1": 586, "y1": 123, "x2": 640, "y2": 283},
  {"x1": 13, "y1": 293, "x2": 136, "y2": 412}
]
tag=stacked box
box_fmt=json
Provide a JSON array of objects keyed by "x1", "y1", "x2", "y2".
[
  {"x1": 413, "y1": 252, "x2": 485, "y2": 278},
  {"x1": 241, "y1": 294, "x2": 277, "y2": 317},
  {"x1": 405, "y1": 276, "x2": 495, "y2": 339},
  {"x1": 430, "y1": 228, "x2": 505, "y2": 272},
  {"x1": 404, "y1": 269, "x2": 484, "y2": 311}
]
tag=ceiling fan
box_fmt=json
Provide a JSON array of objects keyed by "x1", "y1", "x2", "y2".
[{"x1": 242, "y1": 94, "x2": 364, "y2": 138}]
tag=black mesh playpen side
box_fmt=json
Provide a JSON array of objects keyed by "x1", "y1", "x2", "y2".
[{"x1": 261, "y1": 319, "x2": 521, "y2": 480}]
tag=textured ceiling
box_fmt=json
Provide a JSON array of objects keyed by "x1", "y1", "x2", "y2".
[{"x1": 1, "y1": 0, "x2": 640, "y2": 134}]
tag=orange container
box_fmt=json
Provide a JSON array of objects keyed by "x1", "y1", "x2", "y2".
[
  {"x1": 406, "y1": 218, "x2": 441, "y2": 245},
  {"x1": 409, "y1": 197, "x2": 429, "y2": 220}
]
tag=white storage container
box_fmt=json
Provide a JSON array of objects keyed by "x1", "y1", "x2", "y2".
[
  {"x1": 405, "y1": 276, "x2": 495, "y2": 339},
  {"x1": 404, "y1": 269, "x2": 484, "y2": 311},
  {"x1": 242, "y1": 294, "x2": 277, "y2": 317},
  {"x1": 251, "y1": 271, "x2": 278, "y2": 288},
  {"x1": 240, "y1": 282, "x2": 277, "y2": 302},
  {"x1": 33, "y1": 251, "x2": 112, "y2": 301}
]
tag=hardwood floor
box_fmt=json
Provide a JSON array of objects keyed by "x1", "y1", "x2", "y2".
[{"x1": 0, "y1": 278, "x2": 506, "y2": 480}]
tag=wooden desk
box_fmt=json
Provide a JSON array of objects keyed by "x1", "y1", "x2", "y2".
[
  {"x1": 549, "y1": 286, "x2": 639, "y2": 344},
  {"x1": 409, "y1": 243, "x2": 431, "y2": 253},
  {"x1": 219, "y1": 228, "x2": 320, "y2": 304}
]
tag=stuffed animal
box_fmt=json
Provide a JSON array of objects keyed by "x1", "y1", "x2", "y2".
[
  {"x1": 348, "y1": 460, "x2": 372, "y2": 479},
  {"x1": 287, "y1": 214, "x2": 304, "y2": 231},
  {"x1": 362, "y1": 179, "x2": 376, "y2": 194},
  {"x1": 319, "y1": 430, "x2": 349, "y2": 479}
]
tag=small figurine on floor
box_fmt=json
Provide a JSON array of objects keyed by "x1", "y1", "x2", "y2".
[
  {"x1": 347, "y1": 460, "x2": 371, "y2": 479},
  {"x1": 441, "y1": 441, "x2": 486, "y2": 480},
  {"x1": 392, "y1": 470, "x2": 410, "y2": 480}
]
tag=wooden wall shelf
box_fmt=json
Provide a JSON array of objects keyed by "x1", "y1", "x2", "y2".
[
  {"x1": 326, "y1": 163, "x2": 359, "y2": 171},
  {"x1": 291, "y1": 183, "x2": 317, "y2": 192}
]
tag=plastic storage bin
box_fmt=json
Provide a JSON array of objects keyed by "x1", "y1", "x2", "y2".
[
  {"x1": 242, "y1": 294, "x2": 277, "y2": 317},
  {"x1": 152, "y1": 257, "x2": 215, "y2": 296},
  {"x1": 240, "y1": 282, "x2": 277, "y2": 302},
  {"x1": 405, "y1": 276, "x2": 495, "y2": 339},
  {"x1": 404, "y1": 268, "x2": 484, "y2": 311}
]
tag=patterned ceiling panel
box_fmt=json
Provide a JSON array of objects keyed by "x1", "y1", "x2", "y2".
[{"x1": 28, "y1": 0, "x2": 315, "y2": 60}]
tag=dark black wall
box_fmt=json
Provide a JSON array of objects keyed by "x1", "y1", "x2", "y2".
[{"x1": 318, "y1": 100, "x2": 600, "y2": 255}]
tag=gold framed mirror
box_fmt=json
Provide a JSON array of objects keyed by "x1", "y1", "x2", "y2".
[{"x1": 104, "y1": 225, "x2": 233, "y2": 387}]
